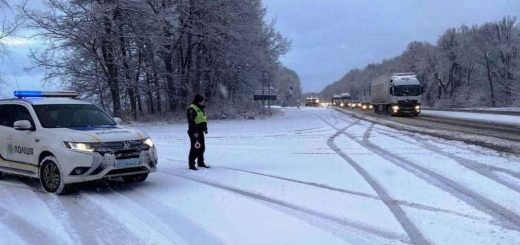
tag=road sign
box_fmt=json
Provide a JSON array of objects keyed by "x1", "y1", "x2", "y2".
[{"x1": 254, "y1": 87, "x2": 277, "y2": 101}]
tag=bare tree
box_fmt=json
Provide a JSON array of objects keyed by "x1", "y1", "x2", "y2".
[
  {"x1": 321, "y1": 16, "x2": 520, "y2": 108},
  {"x1": 20, "y1": 0, "x2": 293, "y2": 118}
]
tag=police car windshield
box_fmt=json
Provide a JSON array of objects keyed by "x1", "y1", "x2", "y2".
[{"x1": 34, "y1": 104, "x2": 116, "y2": 128}]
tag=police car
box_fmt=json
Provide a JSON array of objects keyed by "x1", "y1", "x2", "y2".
[{"x1": 0, "y1": 91, "x2": 158, "y2": 194}]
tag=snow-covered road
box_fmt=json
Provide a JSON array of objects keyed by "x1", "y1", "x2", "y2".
[{"x1": 2, "y1": 107, "x2": 520, "y2": 244}]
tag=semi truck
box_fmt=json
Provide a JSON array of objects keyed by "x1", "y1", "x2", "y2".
[
  {"x1": 370, "y1": 73, "x2": 423, "y2": 116},
  {"x1": 305, "y1": 97, "x2": 320, "y2": 106},
  {"x1": 340, "y1": 93, "x2": 351, "y2": 107},
  {"x1": 332, "y1": 95, "x2": 341, "y2": 106}
]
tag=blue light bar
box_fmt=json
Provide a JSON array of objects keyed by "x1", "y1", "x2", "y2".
[{"x1": 14, "y1": 90, "x2": 79, "y2": 98}]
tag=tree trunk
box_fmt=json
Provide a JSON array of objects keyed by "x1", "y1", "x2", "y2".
[
  {"x1": 146, "y1": 74, "x2": 155, "y2": 114},
  {"x1": 484, "y1": 52, "x2": 496, "y2": 107},
  {"x1": 101, "y1": 13, "x2": 121, "y2": 117},
  {"x1": 194, "y1": 43, "x2": 202, "y2": 94}
]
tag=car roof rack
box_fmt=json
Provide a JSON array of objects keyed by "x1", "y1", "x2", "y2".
[{"x1": 14, "y1": 91, "x2": 79, "y2": 98}]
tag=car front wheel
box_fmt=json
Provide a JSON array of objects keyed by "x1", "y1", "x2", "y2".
[{"x1": 40, "y1": 156, "x2": 70, "y2": 195}]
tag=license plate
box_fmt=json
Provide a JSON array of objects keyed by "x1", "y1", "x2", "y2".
[{"x1": 115, "y1": 158, "x2": 140, "y2": 168}]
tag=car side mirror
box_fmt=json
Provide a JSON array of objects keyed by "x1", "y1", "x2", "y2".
[
  {"x1": 389, "y1": 87, "x2": 394, "y2": 95},
  {"x1": 114, "y1": 117, "x2": 123, "y2": 125},
  {"x1": 13, "y1": 120, "x2": 33, "y2": 131}
]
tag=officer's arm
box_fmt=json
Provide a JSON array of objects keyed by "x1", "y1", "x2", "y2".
[{"x1": 187, "y1": 108, "x2": 196, "y2": 128}]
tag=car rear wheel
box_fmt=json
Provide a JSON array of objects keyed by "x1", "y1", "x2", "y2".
[
  {"x1": 40, "y1": 156, "x2": 70, "y2": 195},
  {"x1": 123, "y1": 173, "x2": 149, "y2": 183}
]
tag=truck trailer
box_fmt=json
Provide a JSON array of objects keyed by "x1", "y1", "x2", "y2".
[{"x1": 370, "y1": 73, "x2": 422, "y2": 116}]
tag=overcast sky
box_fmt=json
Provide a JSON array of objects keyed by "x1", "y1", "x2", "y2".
[
  {"x1": 263, "y1": 0, "x2": 520, "y2": 92},
  {"x1": 1, "y1": 0, "x2": 520, "y2": 97}
]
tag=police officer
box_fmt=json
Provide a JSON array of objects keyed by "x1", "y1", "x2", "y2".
[{"x1": 187, "y1": 94, "x2": 209, "y2": 170}]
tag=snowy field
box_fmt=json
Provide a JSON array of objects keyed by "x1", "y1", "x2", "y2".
[{"x1": 2, "y1": 107, "x2": 520, "y2": 244}]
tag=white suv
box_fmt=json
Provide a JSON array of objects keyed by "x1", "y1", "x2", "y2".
[{"x1": 0, "y1": 91, "x2": 158, "y2": 194}]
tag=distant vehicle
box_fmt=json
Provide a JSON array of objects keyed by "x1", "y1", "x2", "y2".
[
  {"x1": 340, "y1": 93, "x2": 351, "y2": 107},
  {"x1": 371, "y1": 73, "x2": 423, "y2": 116},
  {"x1": 0, "y1": 91, "x2": 158, "y2": 194},
  {"x1": 332, "y1": 95, "x2": 341, "y2": 106},
  {"x1": 360, "y1": 102, "x2": 373, "y2": 110},
  {"x1": 305, "y1": 97, "x2": 320, "y2": 106},
  {"x1": 349, "y1": 101, "x2": 360, "y2": 108}
]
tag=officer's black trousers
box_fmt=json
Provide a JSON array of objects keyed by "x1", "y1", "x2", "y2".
[{"x1": 188, "y1": 131, "x2": 205, "y2": 167}]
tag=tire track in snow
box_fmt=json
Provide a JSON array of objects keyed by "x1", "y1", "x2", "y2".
[
  {"x1": 160, "y1": 170, "x2": 410, "y2": 243},
  {"x1": 3, "y1": 177, "x2": 85, "y2": 244},
  {"x1": 331, "y1": 110, "x2": 520, "y2": 230},
  {"x1": 289, "y1": 127, "x2": 328, "y2": 134},
  {"x1": 0, "y1": 222, "x2": 27, "y2": 245},
  {"x1": 217, "y1": 166, "x2": 377, "y2": 199},
  {"x1": 0, "y1": 176, "x2": 47, "y2": 194},
  {"x1": 215, "y1": 166, "x2": 487, "y2": 222},
  {"x1": 109, "y1": 185, "x2": 226, "y2": 245},
  {"x1": 335, "y1": 108, "x2": 520, "y2": 178},
  {"x1": 83, "y1": 192, "x2": 184, "y2": 245},
  {"x1": 333, "y1": 113, "x2": 520, "y2": 231},
  {"x1": 380, "y1": 127, "x2": 520, "y2": 179},
  {"x1": 315, "y1": 115, "x2": 430, "y2": 245},
  {"x1": 0, "y1": 184, "x2": 79, "y2": 244},
  {"x1": 330, "y1": 110, "x2": 339, "y2": 125},
  {"x1": 374, "y1": 128, "x2": 520, "y2": 193},
  {"x1": 0, "y1": 206, "x2": 55, "y2": 245},
  {"x1": 13, "y1": 187, "x2": 84, "y2": 245},
  {"x1": 54, "y1": 193, "x2": 143, "y2": 245}
]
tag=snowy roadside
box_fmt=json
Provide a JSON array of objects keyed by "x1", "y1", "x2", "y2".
[
  {"x1": 424, "y1": 107, "x2": 520, "y2": 116},
  {"x1": 335, "y1": 107, "x2": 520, "y2": 155},
  {"x1": 125, "y1": 107, "x2": 286, "y2": 126},
  {"x1": 421, "y1": 110, "x2": 520, "y2": 127}
]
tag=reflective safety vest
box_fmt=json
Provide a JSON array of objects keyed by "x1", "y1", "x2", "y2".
[{"x1": 189, "y1": 104, "x2": 208, "y2": 125}]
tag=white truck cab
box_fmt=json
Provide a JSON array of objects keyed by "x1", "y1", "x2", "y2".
[
  {"x1": 370, "y1": 73, "x2": 423, "y2": 116},
  {"x1": 0, "y1": 91, "x2": 158, "y2": 194}
]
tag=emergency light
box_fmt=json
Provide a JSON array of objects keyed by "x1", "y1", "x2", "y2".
[{"x1": 14, "y1": 90, "x2": 79, "y2": 98}]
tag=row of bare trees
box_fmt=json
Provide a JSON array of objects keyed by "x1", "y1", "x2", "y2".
[
  {"x1": 0, "y1": 0, "x2": 19, "y2": 80},
  {"x1": 321, "y1": 16, "x2": 520, "y2": 108},
  {"x1": 21, "y1": 0, "x2": 294, "y2": 118}
]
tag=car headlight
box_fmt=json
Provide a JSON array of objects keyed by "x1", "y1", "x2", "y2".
[
  {"x1": 340, "y1": 103, "x2": 344, "y2": 107},
  {"x1": 316, "y1": 99, "x2": 320, "y2": 103},
  {"x1": 415, "y1": 105, "x2": 421, "y2": 111},
  {"x1": 392, "y1": 105, "x2": 400, "y2": 111},
  {"x1": 64, "y1": 142, "x2": 97, "y2": 152},
  {"x1": 143, "y1": 138, "x2": 154, "y2": 147},
  {"x1": 369, "y1": 105, "x2": 373, "y2": 109}
]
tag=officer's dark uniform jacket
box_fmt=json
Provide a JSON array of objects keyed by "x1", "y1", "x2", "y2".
[
  {"x1": 187, "y1": 104, "x2": 208, "y2": 133},
  {"x1": 186, "y1": 103, "x2": 208, "y2": 168}
]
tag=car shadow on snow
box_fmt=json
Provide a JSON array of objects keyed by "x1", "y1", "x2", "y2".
[{"x1": 0, "y1": 173, "x2": 158, "y2": 195}]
